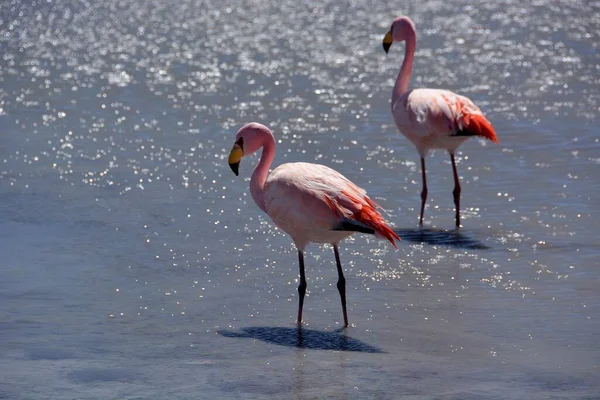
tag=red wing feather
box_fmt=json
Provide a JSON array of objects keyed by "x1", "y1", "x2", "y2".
[
  {"x1": 325, "y1": 190, "x2": 400, "y2": 248},
  {"x1": 461, "y1": 113, "x2": 498, "y2": 143}
]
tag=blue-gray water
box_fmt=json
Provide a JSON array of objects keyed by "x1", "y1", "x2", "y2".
[{"x1": 1, "y1": 0, "x2": 599, "y2": 399}]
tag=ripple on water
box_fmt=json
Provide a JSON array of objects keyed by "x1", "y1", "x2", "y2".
[{"x1": 1, "y1": 0, "x2": 599, "y2": 397}]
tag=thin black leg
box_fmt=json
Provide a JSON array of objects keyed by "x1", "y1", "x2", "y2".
[
  {"x1": 297, "y1": 250, "x2": 307, "y2": 325},
  {"x1": 333, "y1": 244, "x2": 348, "y2": 327},
  {"x1": 420, "y1": 156, "x2": 428, "y2": 227},
  {"x1": 450, "y1": 153, "x2": 462, "y2": 228}
]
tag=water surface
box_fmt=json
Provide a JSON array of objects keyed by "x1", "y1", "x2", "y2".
[{"x1": 1, "y1": 0, "x2": 599, "y2": 398}]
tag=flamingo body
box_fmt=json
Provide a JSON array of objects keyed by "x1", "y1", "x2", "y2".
[
  {"x1": 228, "y1": 122, "x2": 399, "y2": 326},
  {"x1": 383, "y1": 16, "x2": 498, "y2": 227},
  {"x1": 264, "y1": 162, "x2": 398, "y2": 251},
  {"x1": 393, "y1": 89, "x2": 497, "y2": 156}
]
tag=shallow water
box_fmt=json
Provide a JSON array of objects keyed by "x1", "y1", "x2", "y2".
[{"x1": 1, "y1": 0, "x2": 599, "y2": 398}]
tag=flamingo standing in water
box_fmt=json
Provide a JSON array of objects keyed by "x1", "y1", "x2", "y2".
[
  {"x1": 227, "y1": 122, "x2": 400, "y2": 327},
  {"x1": 382, "y1": 16, "x2": 498, "y2": 228}
]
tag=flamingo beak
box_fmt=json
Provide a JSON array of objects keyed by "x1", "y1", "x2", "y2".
[
  {"x1": 228, "y1": 144, "x2": 243, "y2": 176},
  {"x1": 382, "y1": 31, "x2": 393, "y2": 53}
]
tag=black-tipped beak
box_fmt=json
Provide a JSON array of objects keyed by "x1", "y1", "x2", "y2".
[
  {"x1": 382, "y1": 31, "x2": 393, "y2": 54},
  {"x1": 227, "y1": 141, "x2": 243, "y2": 176},
  {"x1": 229, "y1": 161, "x2": 240, "y2": 176}
]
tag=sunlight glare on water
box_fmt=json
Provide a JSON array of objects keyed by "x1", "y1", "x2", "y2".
[{"x1": 0, "y1": 0, "x2": 598, "y2": 398}]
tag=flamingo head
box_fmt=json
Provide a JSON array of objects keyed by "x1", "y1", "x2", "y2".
[
  {"x1": 228, "y1": 122, "x2": 271, "y2": 176},
  {"x1": 382, "y1": 16, "x2": 416, "y2": 54}
]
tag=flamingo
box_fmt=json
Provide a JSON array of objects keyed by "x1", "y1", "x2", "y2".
[
  {"x1": 382, "y1": 16, "x2": 498, "y2": 228},
  {"x1": 227, "y1": 122, "x2": 400, "y2": 327}
]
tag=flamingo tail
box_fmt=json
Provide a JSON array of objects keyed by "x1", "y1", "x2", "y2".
[
  {"x1": 326, "y1": 192, "x2": 401, "y2": 248},
  {"x1": 455, "y1": 114, "x2": 498, "y2": 143},
  {"x1": 333, "y1": 218, "x2": 376, "y2": 235}
]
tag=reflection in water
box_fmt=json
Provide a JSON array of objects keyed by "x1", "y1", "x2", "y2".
[
  {"x1": 2, "y1": 0, "x2": 599, "y2": 397},
  {"x1": 293, "y1": 346, "x2": 305, "y2": 400},
  {"x1": 393, "y1": 228, "x2": 490, "y2": 250},
  {"x1": 219, "y1": 327, "x2": 382, "y2": 353},
  {"x1": 291, "y1": 330, "x2": 350, "y2": 400}
]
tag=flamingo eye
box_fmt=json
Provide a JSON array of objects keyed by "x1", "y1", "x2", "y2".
[{"x1": 235, "y1": 137, "x2": 244, "y2": 150}]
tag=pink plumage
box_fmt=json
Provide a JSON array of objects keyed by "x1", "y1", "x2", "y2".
[
  {"x1": 227, "y1": 122, "x2": 399, "y2": 327},
  {"x1": 265, "y1": 162, "x2": 399, "y2": 250},
  {"x1": 383, "y1": 16, "x2": 498, "y2": 227}
]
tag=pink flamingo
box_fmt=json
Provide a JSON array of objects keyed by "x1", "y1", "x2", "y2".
[
  {"x1": 382, "y1": 16, "x2": 498, "y2": 228},
  {"x1": 228, "y1": 122, "x2": 400, "y2": 327}
]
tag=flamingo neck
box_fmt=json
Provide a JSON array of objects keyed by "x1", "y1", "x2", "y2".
[
  {"x1": 250, "y1": 135, "x2": 275, "y2": 213},
  {"x1": 392, "y1": 33, "x2": 416, "y2": 106}
]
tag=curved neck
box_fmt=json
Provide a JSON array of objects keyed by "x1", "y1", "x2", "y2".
[
  {"x1": 392, "y1": 33, "x2": 416, "y2": 106},
  {"x1": 250, "y1": 136, "x2": 275, "y2": 213}
]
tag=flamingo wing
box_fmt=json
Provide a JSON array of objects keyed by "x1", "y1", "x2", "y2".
[
  {"x1": 395, "y1": 89, "x2": 498, "y2": 143},
  {"x1": 263, "y1": 163, "x2": 399, "y2": 247}
]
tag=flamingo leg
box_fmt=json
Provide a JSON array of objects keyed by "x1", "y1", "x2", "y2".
[
  {"x1": 297, "y1": 250, "x2": 307, "y2": 325},
  {"x1": 333, "y1": 244, "x2": 348, "y2": 327},
  {"x1": 450, "y1": 153, "x2": 461, "y2": 228},
  {"x1": 419, "y1": 157, "x2": 428, "y2": 227}
]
